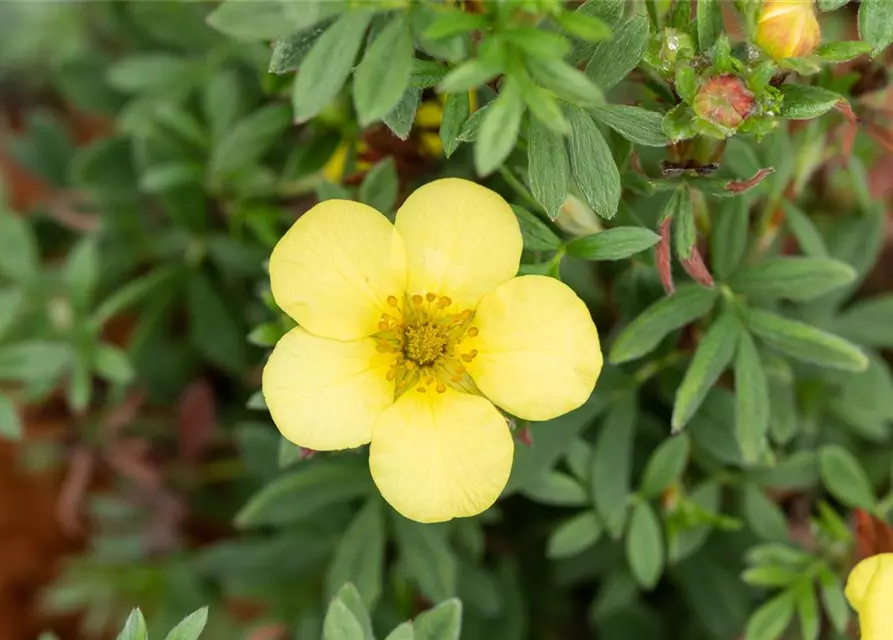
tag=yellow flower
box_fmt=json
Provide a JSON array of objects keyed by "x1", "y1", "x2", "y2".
[
  {"x1": 846, "y1": 553, "x2": 893, "y2": 639},
  {"x1": 262, "y1": 179, "x2": 603, "y2": 523},
  {"x1": 754, "y1": 0, "x2": 821, "y2": 60}
]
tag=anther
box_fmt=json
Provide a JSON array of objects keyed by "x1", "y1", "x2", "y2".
[
  {"x1": 437, "y1": 296, "x2": 452, "y2": 308},
  {"x1": 436, "y1": 383, "x2": 446, "y2": 393},
  {"x1": 386, "y1": 369, "x2": 396, "y2": 381},
  {"x1": 412, "y1": 294, "x2": 423, "y2": 306},
  {"x1": 387, "y1": 295, "x2": 398, "y2": 307},
  {"x1": 467, "y1": 327, "x2": 479, "y2": 337},
  {"x1": 416, "y1": 386, "x2": 426, "y2": 393},
  {"x1": 378, "y1": 320, "x2": 389, "y2": 331},
  {"x1": 426, "y1": 292, "x2": 437, "y2": 302}
]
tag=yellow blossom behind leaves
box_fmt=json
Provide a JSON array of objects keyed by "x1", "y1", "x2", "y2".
[
  {"x1": 846, "y1": 553, "x2": 893, "y2": 639},
  {"x1": 755, "y1": 0, "x2": 821, "y2": 60},
  {"x1": 262, "y1": 179, "x2": 603, "y2": 523}
]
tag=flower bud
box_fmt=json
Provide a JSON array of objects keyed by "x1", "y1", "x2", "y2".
[
  {"x1": 755, "y1": 0, "x2": 821, "y2": 60},
  {"x1": 554, "y1": 193, "x2": 603, "y2": 237},
  {"x1": 693, "y1": 75, "x2": 756, "y2": 130}
]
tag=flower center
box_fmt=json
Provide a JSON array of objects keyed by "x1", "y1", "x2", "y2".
[{"x1": 373, "y1": 292, "x2": 480, "y2": 399}]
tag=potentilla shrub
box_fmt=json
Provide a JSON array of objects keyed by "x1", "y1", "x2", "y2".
[{"x1": 2, "y1": 1, "x2": 893, "y2": 639}]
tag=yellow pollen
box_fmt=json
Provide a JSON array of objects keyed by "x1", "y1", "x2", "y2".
[
  {"x1": 387, "y1": 295, "x2": 398, "y2": 307},
  {"x1": 404, "y1": 323, "x2": 447, "y2": 366}
]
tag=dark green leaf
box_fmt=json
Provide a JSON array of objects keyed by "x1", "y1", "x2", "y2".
[
  {"x1": 140, "y1": 163, "x2": 203, "y2": 194},
  {"x1": 584, "y1": 15, "x2": 650, "y2": 90},
  {"x1": 354, "y1": 15, "x2": 413, "y2": 125},
  {"x1": 819, "y1": 445, "x2": 876, "y2": 510},
  {"x1": 783, "y1": 202, "x2": 827, "y2": 257},
  {"x1": 859, "y1": 0, "x2": 893, "y2": 55},
  {"x1": 359, "y1": 158, "x2": 398, "y2": 213},
  {"x1": 107, "y1": 55, "x2": 195, "y2": 95},
  {"x1": 744, "y1": 593, "x2": 795, "y2": 640},
  {"x1": 474, "y1": 79, "x2": 523, "y2": 175},
  {"x1": 734, "y1": 333, "x2": 769, "y2": 463},
  {"x1": 626, "y1": 501, "x2": 665, "y2": 590},
  {"x1": 414, "y1": 600, "x2": 462, "y2": 640},
  {"x1": 590, "y1": 105, "x2": 669, "y2": 146},
  {"x1": 778, "y1": 84, "x2": 841, "y2": 120},
  {"x1": 440, "y1": 92, "x2": 470, "y2": 158},
  {"x1": 456, "y1": 101, "x2": 491, "y2": 142},
  {"x1": 522, "y1": 471, "x2": 588, "y2": 506},
  {"x1": 188, "y1": 272, "x2": 248, "y2": 374},
  {"x1": 728, "y1": 257, "x2": 855, "y2": 302},
  {"x1": 269, "y1": 20, "x2": 335, "y2": 73},
  {"x1": 512, "y1": 205, "x2": 561, "y2": 251},
  {"x1": 326, "y1": 500, "x2": 385, "y2": 608},
  {"x1": 0, "y1": 210, "x2": 38, "y2": 284},
  {"x1": 410, "y1": 59, "x2": 450, "y2": 89},
  {"x1": 743, "y1": 485, "x2": 788, "y2": 541},
  {"x1": 711, "y1": 198, "x2": 749, "y2": 279},
  {"x1": 816, "y1": 40, "x2": 873, "y2": 62},
  {"x1": 383, "y1": 87, "x2": 422, "y2": 140},
  {"x1": 566, "y1": 227, "x2": 659, "y2": 261},
  {"x1": 696, "y1": 0, "x2": 723, "y2": 52},
  {"x1": 323, "y1": 599, "x2": 364, "y2": 640},
  {"x1": 819, "y1": 0, "x2": 849, "y2": 10},
  {"x1": 566, "y1": 106, "x2": 621, "y2": 219},
  {"x1": 610, "y1": 284, "x2": 718, "y2": 363},
  {"x1": 210, "y1": 104, "x2": 291, "y2": 178},
  {"x1": 795, "y1": 582, "x2": 820, "y2": 640},
  {"x1": 528, "y1": 118, "x2": 569, "y2": 218},
  {"x1": 818, "y1": 568, "x2": 850, "y2": 633},
  {"x1": 672, "y1": 187, "x2": 696, "y2": 259},
  {"x1": 832, "y1": 294, "x2": 893, "y2": 348},
  {"x1": 639, "y1": 434, "x2": 690, "y2": 498},
  {"x1": 672, "y1": 311, "x2": 742, "y2": 431},
  {"x1": 744, "y1": 308, "x2": 868, "y2": 371},
  {"x1": 547, "y1": 511, "x2": 602, "y2": 559},
  {"x1": 0, "y1": 288, "x2": 22, "y2": 340},
  {"x1": 293, "y1": 10, "x2": 374, "y2": 123},
  {"x1": 163, "y1": 608, "x2": 208, "y2": 640},
  {"x1": 592, "y1": 393, "x2": 637, "y2": 538},
  {"x1": 393, "y1": 518, "x2": 457, "y2": 603}
]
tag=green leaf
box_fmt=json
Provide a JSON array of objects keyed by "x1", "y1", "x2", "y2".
[
  {"x1": 440, "y1": 92, "x2": 470, "y2": 158},
  {"x1": 457, "y1": 101, "x2": 490, "y2": 142},
  {"x1": 744, "y1": 593, "x2": 795, "y2": 640},
  {"x1": 423, "y1": 9, "x2": 486, "y2": 39},
  {"x1": 816, "y1": 40, "x2": 873, "y2": 62},
  {"x1": 734, "y1": 333, "x2": 770, "y2": 464},
  {"x1": 140, "y1": 163, "x2": 203, "y2": 194},
  {"x1": 269, "y1": 20, "x2": 334, "y2": 73},
  {"x1": 106, "y1": 55, "x2": 195, "y2": 95},
  {"x1": 547, "y1": 511, "x2": 603, "y2": 559},
  {"x1": 566, "y1": 106, "x2": 621, "y2": 219},
  {"x1": 818, "y1": 568, "x2": 850, "y2": 633},
  {"x1": 778, "y1": 84, "x2": 841, "y2": 120},
  {"x1": 409, "y1": 59, "x2": 450, "y2": 89},
  {"x1": 505, "y1": 28, "x2": 570, "y2": 58},
  {"x1": 626, "y1": 501, "x2": 664, "y2": 590},
  {"x1": 91, "y1": 266, "x2": 180, "y2": 328},
  {"x1": 592, "y1": 393, "x2": 637, "y2": 538},
  {"x1": 358, "y1": 158, "x2": 398, "y2": 214},
  {"x1": 438, "y1": 59, "x2": 502, "y2": 93},
  {"x1": 819, "y1": 445, "x2": 876, "y2": 511},
  {"x1": 383, "y1": 87, "x2": 422, "y2": 140},
  {"x1": 522, "y1": 471, "x2": 588, "y2": 506},
  {"x1": 566, "y1": 227, "x2": 659, "y2": 261},
  {"x1": 0, "y1": 342, "x2": 69, "y2": 384},
  {"x1": 163, "y1": 608, "x2": 208, "y2": 640},
  {"x1": 326, "y1": 499, "x2": 385, "y2": 609},
  {"x1": 783, "y1": 202, "x2": 828, "y2": 257},
  {"x1": 354, "y1": 15, "x2": 413, "y2": 125},
  {"x1": 672, "y1": 187, "x2": 696, "y2": 259},
  {"x1": 334, "y1": 584, "x2": 374, "y2": 640},
  {"x1": 795, "y1": 582, "x2": 820, "y2": 640},
  {"x1": 64, "y1": 236, "x2": 99, "y2": 311},
  {"x1": 210, "y1": 104, "x2": 291, "y2": 179},
  {"x1": 590, "y1": 105, "x2": 669, "y2": 147},
  {"x1": 584, "y1": 15, "x2": 650, "y2": 90},
  {"x1": 235, "y1": 458, "x2": 372, "y2": 527},
  {"x1": 555, "y1": 10, "x2": 612, "y2": 42},
  {"x1": 568, "y1": 0, "x2": 624, "y2": 63},
  {"x1": 384, "y1": 623, "x2": 414, "y2": 640},
  {"x1": 819, "y1": 0, "x2": 849, "y2": 10},
  {"x1": 672, "y1": 312, "x2": 743, "y2": 431},
  {"x1": 0, "y1": 394, "x2": 22, "y2": 440},
  {"x1": 323, "y1": 599, "x2": 365, "y2": 640},
  {"x1": 117, "y1": 609, "x2": 148, "y2": 640},
  {"x1": 293, "y1": 10, "x2": 373, "y2": 123},
  {"x1": 393, "y1": 518, "x2": 457, "y2": 603},
  {"x1": 512, "y1": 205, "x2": 561, "y2": 251},
  {"x1": 413, "y1": 600, "x2": 462, "y2": 640},
  {"x1": 744, "y1": 308, "x2": 868, "y2": 371},
  {"x1": 528, "y1": 118, "x2": 569, "y2": 219},
  {"x1": 728, "y1": 257, "x2": 855, "y2": 302},
  {"x1": 188, "y1": 272, "x2": 248, "y2": 374},
  {"x1": 696, "y1": 0, "x2": 723, "y2": 52},
  {"x1": 94, "y1": 344, "x2": 135, "y2": 385},
  {"x1": 676, "y1": 66, "x2": 699, "y2": 105},
  {"x1": 661, "y1": 104, "x2": 699, "y2": 142},
  {"x1": 710, "y1": 199, "x2": 749, "y2": 280},
  {"x1": 474, "y1": 79, "x2": 523, "y2": 176},
  {"x1": 527, "y1": 58, "x2": 604, "y2": 106},
  {"x1": 859, "y1": 0, "x2": 893, "y2": 55},
  {"x1": 832, "y1": 294, "x2": 893, "y2": 348},
  {"x1": 610, "y1": 284, "x2": 718, "y2": 363},
  {"x1": 743, "y1": 484, "x2": 788, "y2": 541},
  {"x1": 639, "y1": 434, "x2": 690, "y2": 498},
  {"x1": 0, "y1": 210, "x2": 38, "y2": 284},
  {"x1": 0, "y1": 288, "x2": 23, "y2": 340}
]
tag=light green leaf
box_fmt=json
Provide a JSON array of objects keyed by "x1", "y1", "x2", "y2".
[
  {"x1": 0, "y1": 394, "x2": 23, "y2": 440},
  {"x1": 326, "y1": 499, "x2": 385, "y2": 609},
  {"x1": 269, "y1": 20, "x2": 334, "y2": 73},
  {"x1": 832, "y1": 294, "x2": 893, "y2": 348},
  {"x1": 783, "y1": 202, "x2": 828, "y2": 257},
  {"x1": 527, "y1": 57, "x2": 603, "y2": 106},
  {"x1": 116, "y1": 609, "x2": 148, "y2": 640},
  {"x1": 735, "y1": 332, "x2": 770, "y2": 463},
  {"x1": 0, "y1": 210, "x2": 38, "y2": 284},
  {"x1": 626, "y1": 501, "x2": 665, "y2": 589},
  {"x1": 590, "y1": 105, "x2": 669, "y2": 146},
  {"x1": 818, "y1": 568, "x2": 850, "y2": 633},
  {"x1": 859, "y1": 0, "x2": 893, "y2": 56},
  {"x1": 440, "y1": 92, "x2": 470, "y2": 158},
  {"x1": 512, "y1": 205, "x2": 561, "y2": 251},
  {"x1": 555, "y1": 9, "x2": 612, "y2": 42},
  {"x1": 522, "y1": 471, "x2": 588, "y2": 506},
  {"x1": 528, "y1": 117, "x2": 569, "y2": 218},
  {"x1": 729, "y1": 257, "x2": 855, "y2": 302},
  {"x1": 107, "y1": 54, "x2": 195, "y2": 94},
  {"x1": 358, "y1": 158, "x2": 398, "y2": 214},
  {"x1": 639, "y1": 434, "x2": 689, "y2": 498},
  {"x1": 0, "y1": 288, "x2": 23, "y2": 340},
  {"x1": 293, "y1": 10, "x2": 374, "y2": 123},
  {"x1": 547, "y1": 511, "x2": 602, "y2": 559},
  {"x1": 566, "y1": 106, "x2": 621, "y2": 219},
  {"x1": 383, "y1": 87, "x2": 422, "y2": 141},
  {"x1": 438, "y1": 59, "x2": 502, "y2": 93},
  {"x1": 64, "y1": 236, "x2": 99, "y2": 311},
  {"x1": 457, "y1": 101, "x2": 491, "y2": 142},
  {"x1": 744, "y1": 593, "x2": 795, "y2": 640},
  {"x1": 743, "y1": 485, "x2": 788, "y2": 541},
  {"x1": 778, "y1": 84, "x2": 841, "y2": 120},
  {"x1": 354, "y1": 15, "x2": 413, "y2": 125},
  {"x1": 672, "y1": 186, "x2": 696, "y2": 259},
  {"x1": 505, "y1": 28, "x2": 570, "y2": 58},
  {"x1": 163, "y1": 608, "x2": 208, "y2": 640},
  {"x1": 566, "y1": 227, "x2": 659, "y2": 261},
  {"x1": 474, "y1": 79, "x2": 523, "y2": 176},
  {"x1": 0, "y1": 341, "x2": 70, "y2": 384},
  {"x1": 334, "y1": 584, "x2": 374, "y2": 640},
  {"x1": 94, "y1": 344, "x2": 135, "y2": 385},
  {"x1": 584, "y1": 15, "x2": 650, "y2": 90},
  {"x1": 745, "y1": 308, "x2": 868, "y2": 371},
  {"x1": 383, "y1": 623, "x2": 414, "y2": 640},
  {"x1": 819, "y1": 445, "x2": 876, "y2": 511},
  {"x1": 423, "y1": 9, "x2": 486, "y2": 40},
  {"x1": 795, "y1": 582, "x2": 820, "y2": 640},
  {"x1": 591, "y1": 393, "x2": 637, "y2": 538},
  {"x1": 323, "y1": 599, "x2": 364, "y2": 640},
  {"x1": 672, "y1": 312, "x2": 743, "y2": 431},
  {"x1": 816, "y1": 40, "x2": 873, "y2": 62},
  {"x1": 819, "y1": 0, "x2": 849, "y2": 10},
  {"x1": 210, "y1": 104, "x2": 291, "y2": 179},
  {"x1": 413, "y1": 599, "x2": 462, "y2": 640}
]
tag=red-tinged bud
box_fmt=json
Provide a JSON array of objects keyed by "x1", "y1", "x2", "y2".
[
  {"x1": 693, "y1": 75, "x2": 756, "y2": 130},
  {"x1": 835, "y1": 99, "x2": 860, "y2": 125},
  {"x1": 657, "y1": 218, "x2": 675, "y2": 295},
  {"x1": 681, "y1": 245, "x2": 715, "y2": 288},
  {"x1": 755, "y1": 0, "x2": 821, "y2": 60},
  {"x1": 516, "y1": 425, "x2": 534, "y2": 448},
  {"x1": 300, "y1": 447, "x2": 316, "y2": 460}
]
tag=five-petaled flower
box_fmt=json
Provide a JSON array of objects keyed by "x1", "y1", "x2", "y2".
[
  {"x1": 262, "y1": 178, "x2": 603, "y2": 523},
  {"x1": 846, "y1": 552, "x2": 893, "y2": 639}
]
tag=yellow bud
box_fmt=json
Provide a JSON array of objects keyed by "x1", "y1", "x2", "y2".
[
  {"x1": 554, "y1": 194, "x2": 603, "y2": 238},
  {"x1": 755, "y1": 0, "x2": 821, "y2": 60},
  {"x1": 846, "y1": 553, "x2": 893, "y2": 640}
]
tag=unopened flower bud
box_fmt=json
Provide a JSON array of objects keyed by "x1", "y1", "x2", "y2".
[
  {"x1": 693, "y1": 75, "x2": 756, "y2": 130},
  {"x1": 554, "y1": 193, "x2": 603, "y2": 237},
  {"x1": 755, "y1": 0, "x2": 821, "y2": 60}
]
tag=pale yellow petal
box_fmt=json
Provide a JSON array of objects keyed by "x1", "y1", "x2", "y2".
[
  {"x1": 394, "y1": 178, "x2": 522, "y2": 310},
  {"x1": 464, "y1": 275, "x2": 602, "y2": 421},
  {"x1": 369, "y1": 387, "x2": 514, "y2": 523},
  {"x1": 270, "y1": 199, "x2": 407, "y2": 340},
  {"x1": 262, "y1": 327, "x2": 395, "y2": 451},
  {"x1": 847, "y1": 553, "x2": 893, "y2": 639}
]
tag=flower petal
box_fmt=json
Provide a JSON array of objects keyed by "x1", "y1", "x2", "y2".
[
  {"x1": 369, "y1": 387, "x2": 513, "y2": 523},
  {"x1": 395, "y1": 178, "x2": 522, "y2": 309},
  {"x1": 847, "y1": 553, "x2": 893, "y2": 639},
  {"x1": 262, "y1": 327, "x2": 395, "y2": 451},
  {"x1": 465, "y1": 275, "x2": 603, "y2": 421},
  {"x1": 270, "y1": 200, "x2": 407, "y2": 340}
]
